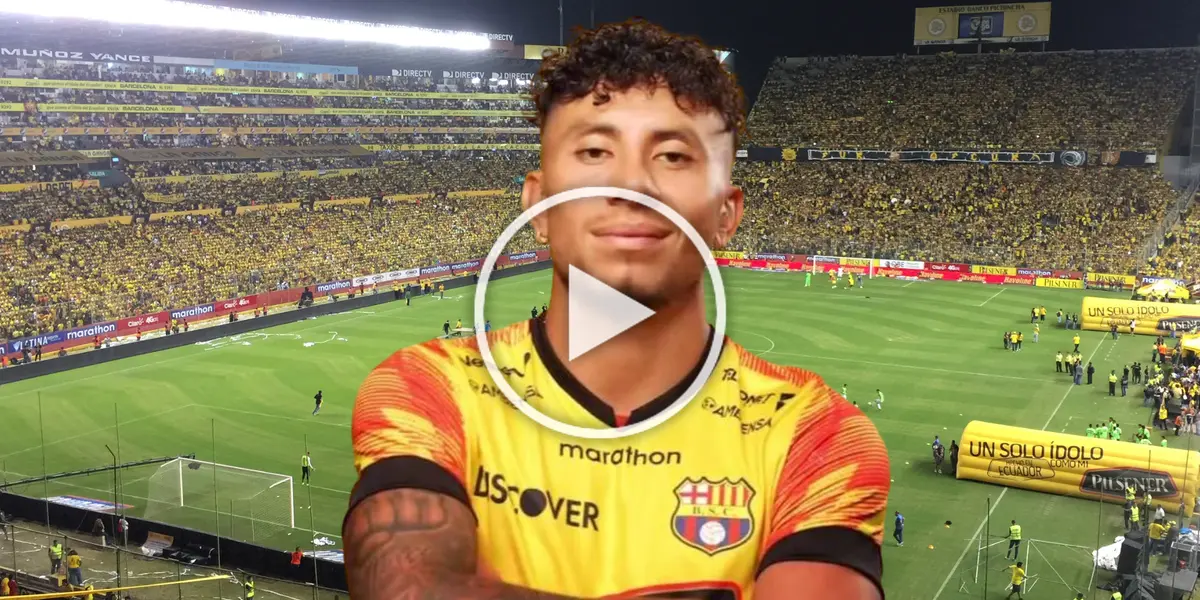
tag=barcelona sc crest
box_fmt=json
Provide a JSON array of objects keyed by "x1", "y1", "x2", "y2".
[{"x1": 672, "y1": 477, "x2": 756, "y2": 556}]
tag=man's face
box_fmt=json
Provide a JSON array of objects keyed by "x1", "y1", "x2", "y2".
[{"x1": 523, "y1": 85, "x2": 743, "y2": 309}]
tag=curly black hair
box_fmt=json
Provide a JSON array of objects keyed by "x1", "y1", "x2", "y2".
[{"x1": 530, "y1": 19, "x2": 744, "y2": 144}]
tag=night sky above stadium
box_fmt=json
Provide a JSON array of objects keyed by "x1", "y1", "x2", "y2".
[{"x1": 204, "y1": 0, "x2": 1199, "y2": 102}]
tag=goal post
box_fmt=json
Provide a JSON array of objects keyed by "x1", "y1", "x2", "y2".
[
  {"x1": 144, "y1": 457, "x2": 295, "y2": 540},
  {"x1": 959, "y1": 535, "x2": 1096, "y2": 596}
]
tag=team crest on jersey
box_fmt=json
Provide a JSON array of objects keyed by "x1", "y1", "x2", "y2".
[{"x1": 671, "y1": 477, "x2": 756, "y2": 556}]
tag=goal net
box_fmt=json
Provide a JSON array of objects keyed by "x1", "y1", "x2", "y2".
[
  {"x1": 959, "y1": 535, "x2": 1096, "y2": 597},
  {"x1": 143, "y1": 457, "x2": 294, "y2": 542}
]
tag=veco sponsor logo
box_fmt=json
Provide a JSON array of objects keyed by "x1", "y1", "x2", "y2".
[
  {"x1": 170, "y1": 304, "x2": 215, "y2": 320},
  {"x1": 1036, "y1": 277, "x2": 1083, "y2": 289},
  {"x1": 316, "y1": 280, "x2": 353, "y2": 294},
  {"x1": 879, "y1": 259, "x2": 924, "y2": 270},
  {"x1": 65, "y1": 322, "x2": 117, "y2": 340},
  {"x1": 970, "y1": 265, "x2": 1017, "y2": 276}
]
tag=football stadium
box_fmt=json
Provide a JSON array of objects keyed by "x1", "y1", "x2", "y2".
[{"x1": 1, "y1": 1, "x2": 1200, "y2": 599}]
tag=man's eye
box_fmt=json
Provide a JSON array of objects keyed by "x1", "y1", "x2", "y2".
[
  {"x1": 577, "y1": 148, "x2": 608, "y2": 161},
  {"x1": 656, "y1": 152, "x2": 692, "y2": 164}
]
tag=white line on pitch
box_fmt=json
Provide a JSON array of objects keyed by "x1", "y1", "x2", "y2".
[
  {"x1": 978, "y1": 288, "x2": 1007, "y2": 307},
  {"x1": 930, "y1": 336, "x2": 1106, "y2": 600},
  {"x1": 902, "y1": 281, "x2": 916, "y2": 288}
]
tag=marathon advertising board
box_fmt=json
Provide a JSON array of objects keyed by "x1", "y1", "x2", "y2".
[
  {"x1": 115, "y1": 311, "x2": 170, "y2": 336},
  {"x1": 1138, "y1": 275, "x2": 1187, "y2": 286},
  {"x1": 809, "y1": 255, "x2": 840, "y2": 264},
  {"x1": 169, "y1": 303, "x2": 216, "y2": 322},
  {"x1": 451, "y1": 260, "x2": 483, "y2": 274},
  {"x1": 501, "y1": 251, "x2": 541, "y2": 266},
  {"x1": 5, "y1": 321, "x2": 117, "y2": 354},
  {"x1": 752, "y1": 253, "x2": 789, "y2": 261},
  {"x1": 315, "y1": 280, "x2": 353, "y2": 295},
  {"x1": 0, "y1": 47, "x2": 153, "y2": 63}
]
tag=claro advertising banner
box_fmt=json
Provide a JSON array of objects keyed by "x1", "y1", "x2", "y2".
[
  {"x1": 958, "y1": 421, "x2": 1200, "y2": 514},
  {"x1": 1081, "y1": 297, "x2": 1200, "y2": 335}
]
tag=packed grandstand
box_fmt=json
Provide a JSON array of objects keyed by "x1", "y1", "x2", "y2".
[{"x1": 1, "y1": 24, "x2": 1199, "y2": 352}]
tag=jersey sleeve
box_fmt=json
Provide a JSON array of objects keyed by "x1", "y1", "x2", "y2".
[
  {"x1": 348, "y1": 343, "x2": 472, "y2": 514},
  {"x1": 758, "y1": 383, "x2": 890, "y2": 593}
]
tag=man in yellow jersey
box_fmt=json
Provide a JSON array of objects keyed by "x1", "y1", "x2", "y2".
[
  {"x1": 344, "y1": 19, "x2": 889, "y2": 600},
  {"x1": 1004, "y1": 561, "x2": 1025, "y2": 600}
]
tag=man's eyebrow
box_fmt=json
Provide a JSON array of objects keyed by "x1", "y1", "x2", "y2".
[
  {"x1": 562, "y1": 121, "x2": 711, "y2": 146},
  {"x1": 562, "y1": 121, "x2": 620, "y2": 138}
]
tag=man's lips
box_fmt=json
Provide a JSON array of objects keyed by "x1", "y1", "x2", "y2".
[{"x1": 592, "y1": 224, "x2": 672, "y2": 250}]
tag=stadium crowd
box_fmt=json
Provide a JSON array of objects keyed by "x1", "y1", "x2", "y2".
[
  {"x1": 1148, "y1": 205, "x2": 1200, "y2": 282},
  {"x1": 0, "y1": 194, "x2": 539, "y2": 340},
  {"x1": 749, "y1": 49, "x2": 1199, "y2": 150},
  {"x1": 730, "y1": 161, "x2": 1178, "y2": 274}
]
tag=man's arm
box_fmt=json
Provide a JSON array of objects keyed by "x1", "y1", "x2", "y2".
[{"x1": 344, "y1": 488, "x2": 577, "y2": 600}]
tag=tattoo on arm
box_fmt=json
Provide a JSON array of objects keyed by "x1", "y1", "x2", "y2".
[{"x1": 343, "y1": 488, "x2": 579, "y2": 600}]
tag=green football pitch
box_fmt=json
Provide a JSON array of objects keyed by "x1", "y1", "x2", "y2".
[{"x1": 0, "y1": 268, "x2": 1179, "y2": 599}]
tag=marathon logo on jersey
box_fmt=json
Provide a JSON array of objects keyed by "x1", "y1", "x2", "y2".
[
  {"x1": 315, "y1": 280, "x2": 352, "y2": 294},
  {"x1": 170, "y1": 304, "x2": 215, "y2": 320},
  {"x1": 471, "y1": 467, "x2": 599, "y2": 531},
  {"x1": 672, "y1": 477, "x2": 756, "y2": 556},
  {"x1": 1018, "y1": 268, "x2": 1053, "y2": 277},
  {"x1": 558, "y1": 443, "x2": 682, "y2": 466},
  {"x1": 754, "y1": 253, "x2": 788, "y2": 261},
  {"x1": 1080, "y1": 468, "x2": 1179, "y2": 500},
  {"x1": 64, "y1": 321, "x2": 117, "y2": 341}
]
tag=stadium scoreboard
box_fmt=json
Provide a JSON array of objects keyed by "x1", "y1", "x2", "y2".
[{"x1": 914, "y1": 3, "x2": 1051, "y2": 46}]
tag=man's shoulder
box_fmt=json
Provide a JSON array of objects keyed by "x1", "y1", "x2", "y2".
[
  {"x1": 371, "y1": 320, "x2": 532, "y2": 379},
  {"x1": 724, "y1": 339, "x2": 840, "y2": 410}
]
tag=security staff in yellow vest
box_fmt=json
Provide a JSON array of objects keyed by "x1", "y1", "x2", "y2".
[
  {"x1": 244, "y1": 575, "x2": 255, "y2": 600},
  {"x1": 1126, "y1": 485, "x2": 1136, "y2": 503},
  {"x1": 1006, "y1": 519, "x2": 1023, "y2": 560},
  {"x1": 1111, "y1": 592, "x2": 1122, "y2": 600},
  {"x1": 48, "y1": 540, "x2": 63, "y2": 575},
  {"x1": 1109, "y1": 371, "x2": 1118, "y2": 396},
  {"x1": 1129, "y1": 504, "x2": 1140, "y2": 531},
  {"x1": 1055, "y1": 352, "x2": 1064, "y2": 373}
]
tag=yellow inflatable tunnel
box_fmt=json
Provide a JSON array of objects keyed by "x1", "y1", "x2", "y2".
[
  {"x1": 958, "y1": 421, "x2": 1200, "y2": 514},
  {"x1": 1081, "y1": 296, "x2": 1200, "y2": 336}
]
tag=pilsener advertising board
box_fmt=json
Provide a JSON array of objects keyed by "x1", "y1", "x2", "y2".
[
  {"x1": 958, "y1": 421, "x2": 1200, "y2": 514},
  {"x1": 914, "y1": 3, "x2": 1051, "y2": 45}
]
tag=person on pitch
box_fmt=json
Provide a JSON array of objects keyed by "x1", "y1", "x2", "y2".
[{"x1": 345, "y1": 20, "x2": 888, "y2": 600}]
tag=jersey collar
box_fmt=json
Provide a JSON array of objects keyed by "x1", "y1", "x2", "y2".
[{"x1": 528, "y1": 317, "x2": 719, "y2": 428}]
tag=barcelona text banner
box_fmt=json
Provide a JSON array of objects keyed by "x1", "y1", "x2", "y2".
[
  {"x1": 36, "y1": 103, "x2": 533, "y2": 118},
  {"x1": 958, "y1": 421, "x2": 1198, "y2": 515},
  {"x1": 0, "y1": 179, "x2": 99, "y2": 193},
  {"x1": 914, "y1": 3, "x2": 1052, "y2": 46},
  {"x1": 807, "y1": 148, "x2": 1061, "y2": 164},
  {"x1": 0, "y1": 126, "x2": 536, "y2": 138},
  {"x1": 0, "y1": 78, "x2": 524, "y2": 100},
  {"x1": 1081, "y1": 297, "x2": 1200, "y2": 335}
]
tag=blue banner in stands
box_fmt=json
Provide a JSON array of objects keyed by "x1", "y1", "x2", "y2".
[{"x1": 5, "y1": 321, "x2": 117, "y2": 354}]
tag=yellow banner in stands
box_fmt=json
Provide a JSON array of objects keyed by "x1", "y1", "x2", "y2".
[
  {"x1": 77, "y1": 149, "x2": 112, "y2": 158},
  {"x1": 38, "y1": 104, "x2": 531, "y2": 117},
  {"x1": 1035, "y1": 277, "x2": 1083, "y2": 289},
  {"x1": 1081, "y1": 296, "x2": 1200, "y2": 335},
  {"x1": 958, "y1": 421, "x2": 1199, "y2": 515},
  {"x1": 132, "y1": 167, "x2": 376, "y2": 185},
  {"x1": 0, "y1": 126, "x2": 538, "y2": 137},
  {"x1": 38, "y1": 103, "x2": 193, "y2": 113},
  {"x1": 0, "y1": 103, "x2": 22, "y2": 112},
  {"x1": 0, "y1": 179, "x2": 98, "y2": 193},
  {"x1": 0, "y1": 78, "x2": 524, "y2": 100},
  {"x1": 712, "y1": 251, "x2": 745, "y2": 260},
  {"x1": 970, "y1": 265, "x2": 1017, "y2": 276},
  {"x1": 374, "y1": 143, "x2": 540, "y2": 151},
  {"x1": 143, "y1": 193, "x2": 188, "y2": 204},
  {"x1": 1087, "y1": 272, "x2": 1136, "y2": 288}
]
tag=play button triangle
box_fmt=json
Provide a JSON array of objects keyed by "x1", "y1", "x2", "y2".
[{"x1": 567, "y1": 264, "x2": 656, "y2": 361}]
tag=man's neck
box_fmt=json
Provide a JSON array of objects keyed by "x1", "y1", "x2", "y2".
[{"x1": 543, "y1": 280, "x2": 711, "y2": 417}]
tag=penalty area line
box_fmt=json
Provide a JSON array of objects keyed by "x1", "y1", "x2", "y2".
[
  {"x1": 978, "y1": 288, "x2": 1007, "y2": 307},
  {"x1": 930, "y1": 336, "x2": 1106, "y2": 600}
]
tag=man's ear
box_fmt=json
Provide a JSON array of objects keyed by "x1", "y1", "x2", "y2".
[
  {"x1": 522, "y1": 170, "x2": 550, "y2": 244},
  {"x1": 712, "y1": 184, "x2": 744, "y2": 249}
]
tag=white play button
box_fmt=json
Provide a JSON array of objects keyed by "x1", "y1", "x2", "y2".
[{"x1": 567, "y1": 265, "x2": 655, "y2": 361}]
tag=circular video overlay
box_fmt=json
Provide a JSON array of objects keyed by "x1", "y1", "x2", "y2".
[{"x1": 473, "y1": 186, "x2": 727, "y2": 439}]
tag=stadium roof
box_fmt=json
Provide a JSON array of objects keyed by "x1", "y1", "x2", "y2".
[{"x1": 0, "y1": 14, "x2": 520, "y2": 69}]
